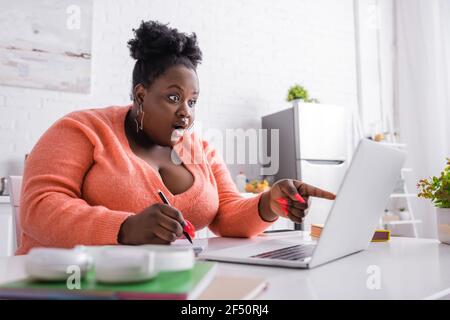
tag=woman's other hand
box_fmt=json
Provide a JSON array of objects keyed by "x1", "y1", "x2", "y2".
[
  {"x1": 118, "y1": 203, "x2": 186, "y2": 245},
  {"x1": 259, "y1": 179, "x2": 336, "y2": 224}
]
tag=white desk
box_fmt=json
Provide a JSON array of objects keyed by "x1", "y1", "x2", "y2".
[
  {"x1": 1, "y1": 234, "x2": 450, "y2": 299},
  {"x1": 200, "y1": 235, "x2": 450, "y2": 299}
]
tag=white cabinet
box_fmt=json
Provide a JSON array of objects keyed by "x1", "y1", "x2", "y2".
[{"x1": 0, "y1": 196, "x2": 13, "y2": 257}]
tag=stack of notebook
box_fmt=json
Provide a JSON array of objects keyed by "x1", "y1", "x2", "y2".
[
  {"x1": 310, "y1": 224, "x2": 390, "y2": 242},
  {"x1": 0, "y1": 262, "x2": 217, "y2": 300},
  {"x1": 0, "y1": 261, "x2": 268, "y2": 300}
]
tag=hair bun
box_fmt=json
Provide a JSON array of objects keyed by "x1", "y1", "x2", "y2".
[{"x1": 127, "y1": 21, "x2": 201, "y2": 65}]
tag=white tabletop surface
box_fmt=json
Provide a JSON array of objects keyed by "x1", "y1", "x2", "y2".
[
  {"x1": 199, "y1": 234, "x2": 450, "y2": 299},
  {"x1": 1, "y1": 234, "x2": 450, "y2": 299}
]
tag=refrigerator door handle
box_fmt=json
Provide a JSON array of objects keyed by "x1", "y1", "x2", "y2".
[{"x1": 302, "y1": 159, "x2": 346, "y2": 166}]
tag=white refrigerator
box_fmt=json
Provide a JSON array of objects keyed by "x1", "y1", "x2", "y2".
[{"x1": 262, "y1": 102, "x2": 348, "y2": 231}]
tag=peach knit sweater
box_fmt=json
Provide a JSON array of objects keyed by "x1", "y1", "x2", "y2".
[{"x1": 16, "y1": 106, "x2": 274, "y2": 255}]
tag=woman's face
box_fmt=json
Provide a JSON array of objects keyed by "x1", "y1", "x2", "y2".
[{"x1": 136, "y1": 64, "x2": 199, "y2": 147}]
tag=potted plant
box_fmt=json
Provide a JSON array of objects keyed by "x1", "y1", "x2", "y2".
[
  {"x1": 286, "y1": 84, "x2": 319, "y2": 108},
  {"x1": 417, "y1": 158, "x2": 450, "y2": 244}
]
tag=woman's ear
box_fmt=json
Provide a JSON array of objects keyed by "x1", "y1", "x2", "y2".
[{"x1": 133, "y1": 84, "x2": 146, "y2": 105}]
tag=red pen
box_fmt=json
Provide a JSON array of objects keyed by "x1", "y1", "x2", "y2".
[{"x1": 157, "y1": 190, "x2": 194, "y2": 244}]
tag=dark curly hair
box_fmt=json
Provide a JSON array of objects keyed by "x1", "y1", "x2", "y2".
[{"x1": 127, "y1": 20, "x2": 202, "y2": 97}]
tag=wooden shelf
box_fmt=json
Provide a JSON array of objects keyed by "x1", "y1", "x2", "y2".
[
  {"x1": 384, "y1": 220, "x2": 422, "y2": 225},
  {"x1": 390, "y1": 193, "x2": 417, "y2": 198},
  {"x1": 379, "y1": 142, "x2": 408, "y2": 148}
]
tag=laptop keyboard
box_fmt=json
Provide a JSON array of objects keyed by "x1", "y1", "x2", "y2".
[{"x1": 250, "y1": 244, "x2": 316, "y2": 261}]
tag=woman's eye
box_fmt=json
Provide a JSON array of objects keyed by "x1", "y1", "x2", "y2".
[
  {"x1": 168, "y1": 95, "x2": 180, "y2": 103},
  {"x1": 188, "y1": 100, "x2": 197, "y2": 108}
]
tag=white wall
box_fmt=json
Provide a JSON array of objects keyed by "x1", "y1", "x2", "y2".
[{"x1": 0, "y1": 0, "x2": 358, "y2": 179}]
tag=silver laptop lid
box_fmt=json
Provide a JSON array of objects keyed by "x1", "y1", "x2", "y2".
[{"x1": 308, "y1": 139, "x2": 406, "y2": 268}]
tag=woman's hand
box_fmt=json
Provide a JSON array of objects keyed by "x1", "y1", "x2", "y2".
[
  {"x1": 259, "y1": 179, "x2": 336, "y2": 224},
  {"x1": 118, "y1": 203, "x2": 186, "y2": 245}
]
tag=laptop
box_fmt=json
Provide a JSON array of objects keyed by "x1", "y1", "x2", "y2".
[{"x1": 199, "y1": 139, "x2": 406, "y2": 269}]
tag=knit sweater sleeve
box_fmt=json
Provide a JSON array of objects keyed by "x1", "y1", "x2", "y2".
[
  {"x1": 20, "y1": 114, "x2": 133, "y2": 249},
  {"x1": 204, "y1": 141, "x2": 277, "y2": 238}
]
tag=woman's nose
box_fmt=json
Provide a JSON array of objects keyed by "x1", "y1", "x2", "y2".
[{"x1": 176, "y1": 101, "x2": 191, "y2": 118}]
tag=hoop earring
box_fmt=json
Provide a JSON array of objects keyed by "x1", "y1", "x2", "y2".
[{"x1": 134, "y1": 103, "x2": 145, "y2": 133}]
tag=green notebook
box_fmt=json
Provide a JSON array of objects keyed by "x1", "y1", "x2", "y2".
[{"x1": 0, "y1": 262, "x2": 216, "y2": 300}]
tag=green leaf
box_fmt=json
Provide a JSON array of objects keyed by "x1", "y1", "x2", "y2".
[
  {"x1": 418, "y1": 158, "x2": 450, "y2": 208},
  {"x1": 286, "y1": 84, "x2": 318, "y2": 102}
]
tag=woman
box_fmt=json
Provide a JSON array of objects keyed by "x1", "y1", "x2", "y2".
[{"x1": 17, "y1": 21, "x2": 335, "y2": 255}]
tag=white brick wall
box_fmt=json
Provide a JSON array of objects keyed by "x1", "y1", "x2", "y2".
[{"x1": 0, "y1": 0, "x2": 358, "y2": 180}]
